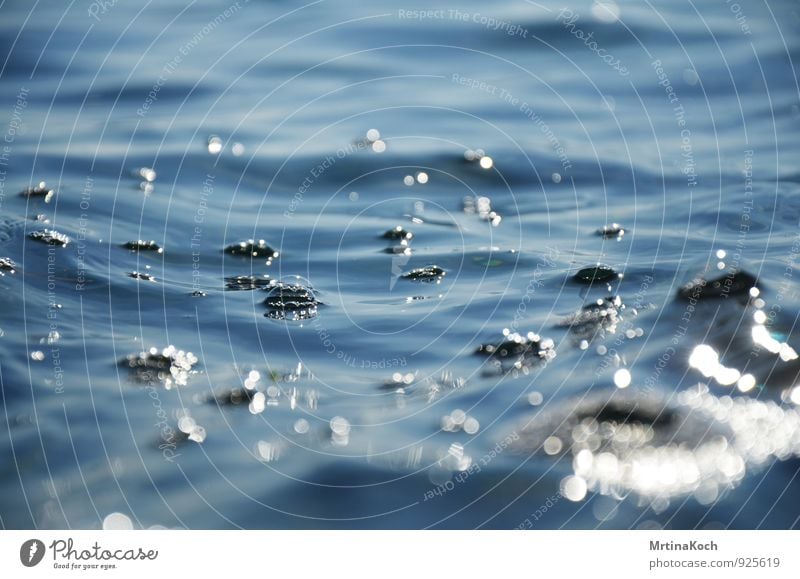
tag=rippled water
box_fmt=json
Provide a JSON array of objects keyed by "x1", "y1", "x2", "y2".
[{"x1": 2, "y1": 0, "x2": 800, "y2": 529}]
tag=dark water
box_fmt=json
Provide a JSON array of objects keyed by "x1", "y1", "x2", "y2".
[{"x1": 2, "y1": 0, "x2": 800, "y2": 529}]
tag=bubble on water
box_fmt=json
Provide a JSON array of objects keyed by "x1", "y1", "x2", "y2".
[
  {"x1": 178, "y1": 416, "x2": 196, "y2": 433},
  {"x1": 137, "y1": 167, "x2": 156, "y2": 182},
  {"x1": 348, "y1": 191, "x2": 359, "y2": 201},
  {"x1": 249, "y1": 392, "x2": 266, "y2": 414},
  {"x1": 294, "y1": 418, "x2": 310, "y2": 434},
  {"x1": 790, "y1": 386, "x2": 800, "y2": 405},
  {"x1": 231, "y1": 142, "x2": 245, "y2": 156},
  {"x1": 528, "y1": 391, "x2": 543, "y2": 406},
  {"x1": 366, "y1": 128, "x2": 380, "y2": 142},
  {"x1": 331, "y1": 417, "x2": 350, "y2": 434},
  {"x1": 544, "y1": 436, "x2": 563, "y2": 455},
  {"x1": 551, "y1": 172, "x2": 562, "y2": 183},
  {"x1": 103, "y1": 512, "x2": 133, "y2": 530},
  {"x1": 614, "y1": 368, "x2": 631, "y2": 389},
  {"x1": 441, "y1": 415, "x2": 456, "y2": 432},
  {"x1": 716, "y1": 249, "x2": 726, "y2": 259},
  {"x1": 450, "y1": 409, "x2": 466, "y2": 425},
  {"x1": 479, "y1": 156, "x2": 493, "y2": 169},
  {"x1": 464, "y1": 417, "x2": 480, "y2": 435},
  {"x1": 188, "y1": 426, "x2": 206, "y2": 443},
  {"x1": 31, "y1": 351, "x2": 44, "y2": 361},
  {"x1": 464, "y1": 149, "x2": 477, "y2": 161},
  {"x1": 561, "y1": 475, "x2": 588, "y2": 502},
  {"x1": 416, "y1": 172, "x2": 428, "y2": 184},
  {"x1": 207, "y1": 135, "x2": 223, "y2": 154},
  {"x1": 371, "y1": 140, "x2": 386, "y2": 153},
  {"x1": 403, "y1": 175, "x2": 415, "y2": 186},
  {"x1": 749, "y1": 287, "x2": 760, "y2": 298}
]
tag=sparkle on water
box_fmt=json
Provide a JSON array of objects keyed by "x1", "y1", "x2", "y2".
[{"x1": 515, "y1": 383, "x2": 800, "y2": 509}]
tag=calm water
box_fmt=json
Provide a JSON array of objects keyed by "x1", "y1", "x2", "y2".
[{"x1": 2, "y1": 0, "x2": 800, "y2": 529}]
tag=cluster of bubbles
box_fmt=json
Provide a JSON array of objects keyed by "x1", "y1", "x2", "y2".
[
  {"x1": 463, "y1": 195, "x2": 501, "y2": 226},
  {"x1": 125, "y1": 345, "x2": 199, "y2": 389},
  {"x1": 440, "y1": 409, "x2": 480, "y2": 434},
  {"x1": 206, "y1": 135, "x2": 245, "y2": 156},
  {"x1": 133, "y1": 167, "x2": 156, "y2": 194},
  {"x1": 330, "y1": 416, "x2": 351, "y2": 446},
  {"x1": 20, "y1": 181, "x2": 55, "y2": 203},
  {"x1": 403, "y1": 172, "x2": 429, "y2": 186},
  {"x1": 177, "y1": 410, "x2": 207, "y2": 443},
  {"x1": 29, "y1": 228, "x2": 70, "y2": 247},
  {"x1": 365, "y1": 128, "x2": 386, "y2": 153},
  {"x1": 464, "y1": 148, "x2": 493, "y2": 169}
]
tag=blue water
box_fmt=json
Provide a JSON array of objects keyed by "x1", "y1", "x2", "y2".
[{"x1": 2, "y1": 0, "x2": 800, "y2": 529}]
